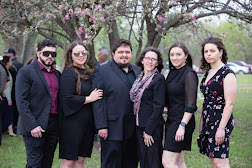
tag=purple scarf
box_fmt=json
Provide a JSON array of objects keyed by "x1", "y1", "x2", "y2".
[{"x1": 130, "y1": 68, "x2": 158, "y2": 115}]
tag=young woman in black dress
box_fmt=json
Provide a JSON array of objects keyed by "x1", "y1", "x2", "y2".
[
  {"x1": 162, "y1": 42, "x2": 198, "y2": 168},
  {"x1": 198, "y1": 37, "x2": 236, "y2": 168},
  {"x1": 130, "y1": 47, "x2": 165, "y2": 168},
  {"x1": 59, "y1": 41, "x2": 103, "y2": 168}
]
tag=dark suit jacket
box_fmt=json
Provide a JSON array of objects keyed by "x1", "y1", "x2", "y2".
[
  {"x1": 92, "y1": 60, "x2": 141, "y2": 141},
  {"x1": 137, "y1": 72, "x2": 165, "y2": 136},
  {"x1": 15, "y1": 59, "x2": 61, "y2": 135}
]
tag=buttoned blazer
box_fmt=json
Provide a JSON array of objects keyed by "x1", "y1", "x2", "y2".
[
  {"x1": 15, "y1": 60, "x2": 61, "y2": 135},
  {"x1": 92, "y1": 60, "x2": 141, "y2": 141},
  {"x1": 137, "y1": 72, "x2": 165, "y2": 136}
]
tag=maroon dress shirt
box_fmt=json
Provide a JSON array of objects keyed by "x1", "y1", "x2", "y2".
[{"x1": 37, "y1": 60, "x2": 59, "y2": 114}]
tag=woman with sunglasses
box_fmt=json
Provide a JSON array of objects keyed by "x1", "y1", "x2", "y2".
[
  {"x1": 130, "y1": 47, "x2": 165, "y2": 168},
  {"x1": 59, "y1": 41, "x2": 103, "y2": 168},
  {"x1": 162, "y1": 42, "x2": 198, "y2": 168}
]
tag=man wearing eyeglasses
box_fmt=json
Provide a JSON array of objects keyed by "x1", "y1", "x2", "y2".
[{"x1": 15, "y1": 39, "x2": 61, "y2": 168}]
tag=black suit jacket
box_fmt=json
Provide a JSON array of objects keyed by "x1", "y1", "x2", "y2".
[
  {"x1": 92, "y1": 60, "x2": 141, "y2": 141},
  {"x1": 137, "y1": 72, "x2": 165, "y2": 136},
  {"x1": 15, "y1": 60, "x2": 61, "y2": 135}
]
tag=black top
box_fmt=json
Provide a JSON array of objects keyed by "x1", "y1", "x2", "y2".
[
  {"x1": 166, "y1": 65, "x2": 198, "y2": 119},
  {"x1": 137, "y1": 72, "x2": 165, "y2": 135}
]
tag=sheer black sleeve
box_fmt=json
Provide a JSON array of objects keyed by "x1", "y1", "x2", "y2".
[{"x1": 184, "y1": 71, "x2": 198, "y2": 113}]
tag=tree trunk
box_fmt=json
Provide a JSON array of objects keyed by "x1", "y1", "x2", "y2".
[
  {"x1": 86, "y1": 41, "x2": 97, "y2": 69},
  {"x1": 15, "y1": 24, "x2": 25, "y2": 62},
  {"x1": 22, "y1": 32, "x2": 38, "y2": 65},
  {"x1": 107, "y1": 19, "x2": 119, "y2": 53}
]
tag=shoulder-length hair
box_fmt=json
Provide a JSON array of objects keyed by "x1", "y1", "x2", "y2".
[
  {"x1": 135, "y1": 47, "x2": 164, "y2": 73},
  {"x1": 168, "y1": 42, "x2": 193, "y2": 70},
  {"x1": 64, "y1": 41, "x2": 93, "y2": 95},
  {"x1": 200, "y1": 37, "x2": 228, "y2": 70}
]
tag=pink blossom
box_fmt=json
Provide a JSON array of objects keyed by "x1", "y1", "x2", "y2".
[
  {"x1": 59, "y1": 5, "x2": 62, "y2": 10},
  {"x1": 209, "y1": 152, "x2": 214, "y2": 157},
  {"x1": 100, "y1": 16, "x2": 105, "y2": 20},
  {"x1": 115, "y1": 2, "x2": 120, "y2": 7},
  {"x1": 78, "y1": 27, "x2": 84, "y2": 34},
  {"x1": 192, "y1": 15, "x2": 199, "y2": 24},
  {"x1": 69, "y1": 9, "x2": 73, "y2": 15},
  {"x1": 64, "y1": 15, "x2": 69, "y2": 20},
  {"x1": 85, "y1": 33, "x2": 89, "y2": 38},
  {"x1": 83, "y1": 40, "x2": 87, "y2": 44},
  {"x1": 77, "y1": 8, "x2": 82, "y2": 14},
  {"x1": 27, "y1": 2, "x2": 32, "y2": 6},
  {"x1": 22, "y1": 31, "x2": 26, "y2": 35},
  {"x1": 81, "y1": 12, "x2": 85, "y2": 16},
  {"x1": 92, "y1": 25, "x2": 97, "y2": 29}
]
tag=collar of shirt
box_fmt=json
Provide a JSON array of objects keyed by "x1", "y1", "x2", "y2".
[
  {"x1": 99, "y1": 60, "x2": 109, "y2": 66},
  {"x1": 36, "y1": 59, "x2": 55, "y2": 72}
]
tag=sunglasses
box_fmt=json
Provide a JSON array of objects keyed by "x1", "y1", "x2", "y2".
[
  {"x1": 39, "y1": 51, "x2": 57, "y2": 57},
  {"x1": 73, "y1": 50, "x2": 88, "y2": 57}
]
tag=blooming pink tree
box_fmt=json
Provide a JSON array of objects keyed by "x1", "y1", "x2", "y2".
[{"x1": 0, "y1": 0, "x2": 251, "y2": 67}]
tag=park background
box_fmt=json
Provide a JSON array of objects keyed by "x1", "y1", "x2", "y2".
[{"x1": 0, "y1": 1, "x2": 251, "y2": 167}]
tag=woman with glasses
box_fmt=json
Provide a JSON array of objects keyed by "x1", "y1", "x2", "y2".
[
  {"x1": 162, "y1": 42, "x2": 198, "y2": 168},
  {"x1": 59, "y1": 41, "x2": 103, "y2": 168},
  {"x1": 130, "y1": 47, "x2": 165, "y2": 168}
]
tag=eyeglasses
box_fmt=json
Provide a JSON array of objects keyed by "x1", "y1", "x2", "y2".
[
  {"x1": 39, "y1": 51, "x2": 57, "y2": 57},
  {"x1": 144, "y1": 57, "x2": 157, "y2": 62},
  {"x1": 73, "y1": 50, "x2": 88, "y2": 57}
]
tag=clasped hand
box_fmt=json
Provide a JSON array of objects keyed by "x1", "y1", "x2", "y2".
[{"x1": 30, "y1": 126, "x2": 45, "y2": 138}]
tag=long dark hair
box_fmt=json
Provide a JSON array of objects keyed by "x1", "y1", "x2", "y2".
[
  {"x1": 64, "y1": 41, "x2": 93, "y2": 95},
  {"x1": 135, "y1": 47, "x2": 164, "y2": 72},
  {"x1": 168, "y1": 42, "x2": 193, "y2": 70},
  {"x1": 200, "y1": 37, "x2": 228, "y2": 70},
  {"x1": 0, "y1": 56, "x2": 9, "y2": 76}
]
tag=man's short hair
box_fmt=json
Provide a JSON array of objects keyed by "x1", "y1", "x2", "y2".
[
  {"x1": 112, "y1": 39, "x2": 132, "y2": 53},
  {"x1": 37, "y1": 39, "x2": 56, "y2": 51},
  {"x1": 98, "y1": 47, "x2": 110, "y2": 58},
  {"x1": 5, "y1": 48, "x2": 16, "y2": 56}
]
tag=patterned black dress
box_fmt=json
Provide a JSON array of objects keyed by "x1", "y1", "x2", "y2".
[{"x1": 198, "y1": 65, "x2": 235, "y2": 159}]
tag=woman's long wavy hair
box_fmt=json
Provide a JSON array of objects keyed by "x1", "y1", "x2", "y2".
[
  {"x1": 200, "y1": 37, "x2": 228, "y2": 70},
  {"x1": 64, "y1": 41, "x2": 93, "y2": 95},
  {"x1": 168, "y1": 42, "x2": 193, "y2": 70}
]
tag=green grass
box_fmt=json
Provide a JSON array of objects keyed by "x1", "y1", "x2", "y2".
[{"x1": 0, "y1": 75, "x2": 251, "y2": 168}]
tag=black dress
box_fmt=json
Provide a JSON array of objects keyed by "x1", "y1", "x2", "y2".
[
  {"x1": 164, "y1": 65, "x2": 198, "y2": 152},
  {"x1": 59, "y1": 67, "x2": 94, "y2": 160},
  {"x1": 197, "y1": 65, "x2": 235, "y2": 159}
]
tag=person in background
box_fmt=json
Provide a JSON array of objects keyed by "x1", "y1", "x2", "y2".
[
  {"x1": 2, "y1": 56, "x2": 16, "y2": 137},
  {"x1": 5, "y1": 48, "x2": 23, "y2": 70},
  {"x1": 162, "y1": 42, "x2": 198, "y2": 168},
  {"x1": 95, "y1": 47, "x2": 110, "y2": 68},
  {"x1": 5, "y1": 48, "x2": 22, "y2": 133},
  {"x1": 59, "y1": 41, "x2": 103, "y2": 168},
  {"x1": 92, "y1": 39, "x2": 141, "y2": 168},
  {"x1": 0, "y1": 56, "x2": 10, "y2": 147},
  {"x1": 15, "y1": 39, "x2": 60, "y2": 168},
  {"x1": 130, "y1": 47, "x2": 165, "y2": 168},
  {"x1": 198, "y1": 37, "x2": 236, "y2": 168}
]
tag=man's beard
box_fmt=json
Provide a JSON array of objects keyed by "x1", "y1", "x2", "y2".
[
  {"x1": 40, "y1": 58, "x2": 53, "y2": 67},
  {"x1": 118, "y1": 63, "x2": 130, "y2": 69}
]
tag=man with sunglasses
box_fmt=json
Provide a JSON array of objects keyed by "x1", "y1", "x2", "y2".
[{"x1": 15, "y1": 39, "x2": 61, "y2": 168}]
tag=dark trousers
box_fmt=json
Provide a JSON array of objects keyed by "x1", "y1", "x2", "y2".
[
  {"x1": 101, "y1": 136, "x2": 139, "y2": 168},
  {"x1": 136, "y1": 125, "x2": 164, "y2": 168},
  {"x1": 0, "y1": 97, "x2": 3, "y2": 146},
  {"x1": 23, "y1": 114, "x2": 59, "y2": 168}
]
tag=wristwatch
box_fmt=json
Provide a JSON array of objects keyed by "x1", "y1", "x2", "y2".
[{"x1": 180, "y1": 122, "x2": 186, "y2": 127}]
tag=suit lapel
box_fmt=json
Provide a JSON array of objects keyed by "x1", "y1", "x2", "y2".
[
  {"x1": 110, "y1": 60, "x2": 131, "y2": 89},
  {"x1": 33, "y1": 60, "x2": 50, "y2": 94}
]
